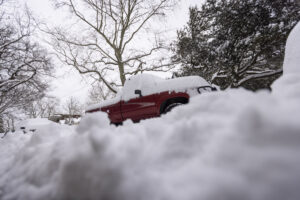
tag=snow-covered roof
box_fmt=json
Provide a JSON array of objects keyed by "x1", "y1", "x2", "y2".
[{"x1": 17, "y1": 118, "x2": 55, "y2": 129}]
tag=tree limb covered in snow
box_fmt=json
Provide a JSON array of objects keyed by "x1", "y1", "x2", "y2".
[
  {"x1": 235, "y1": 68, "x2": 283, "y2": 87},
  {"x1": 0, "y1": 4, "x2": 53, "y2": 132},
  {"x1": 174, "y1": 0, "x2": 300, "y2": 91}
]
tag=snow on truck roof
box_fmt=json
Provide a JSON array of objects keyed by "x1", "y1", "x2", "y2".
[{"x1": 86, "y1": 74, "x2": 210, "y2": 112}]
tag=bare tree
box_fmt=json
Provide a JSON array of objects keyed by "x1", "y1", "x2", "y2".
[
  {"x1": 86, "y1": 81, "x2": 115, "y2": 105},
  {"x1": 45, "y1": 97, "x2": 60, "y2": 118},
  {"x1": 63, "y1": 97, "x2": 83, "y2": 124},
  {"x1": 0, "y1": 112, "x2": 15, "y2": 135},
  {"x1": 50, "y1": 0, "x2": 177, "y2": 93},
  {"x1": 25, "y1": 97, "x2": 60, "y2": 118},
  {"x1": 0, "y1": 2, "x2": 53, "y2": 131}
]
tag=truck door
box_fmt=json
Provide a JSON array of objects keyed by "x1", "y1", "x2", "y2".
[
  {"x1": 120, "y1": 74, "x2": 161, "y2": 122},
  {"x1": 101, "y1": 102, "x2": 122, "y2": 124},
  {"x1": 120, "y1": 93, "x2": 157, "y2": 122}
]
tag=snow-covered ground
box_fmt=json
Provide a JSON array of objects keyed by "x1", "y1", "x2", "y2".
[{"x1": 1, "y1": 23, "x2": 300, "y2": 200}]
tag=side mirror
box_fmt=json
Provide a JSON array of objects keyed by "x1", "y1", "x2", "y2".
[{"x1": 134, "y1": 89, "x2": 142, "y2": 97}]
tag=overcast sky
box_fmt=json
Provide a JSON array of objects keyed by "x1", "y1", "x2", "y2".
[{"x1": 25, "y1": 0, "x2": 204, "y2": 106}]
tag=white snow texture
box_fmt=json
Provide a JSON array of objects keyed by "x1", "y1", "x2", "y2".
[{"x1": 1, "y1": 22, "x2": 300, "y2": 200}]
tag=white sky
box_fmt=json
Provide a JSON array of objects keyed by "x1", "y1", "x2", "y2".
[{"x1": 24, "y1": 0, "x2": 204, "y2": 106}]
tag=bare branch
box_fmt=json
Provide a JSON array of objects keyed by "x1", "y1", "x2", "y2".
[{"x1": 49, "y1": 0, "x2": 177, "y2": 93}]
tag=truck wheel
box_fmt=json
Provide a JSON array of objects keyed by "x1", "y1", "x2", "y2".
[{"x1": 163, "y1": 102, "x2": 183, "y2": 114}]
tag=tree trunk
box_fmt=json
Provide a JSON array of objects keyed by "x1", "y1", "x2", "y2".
[
  {"x1": 118, "y1": 63, "x2": 126, "y2": 86},
  {"x1": 0, "y1": 116, "x2": 4, "y2": 133}
]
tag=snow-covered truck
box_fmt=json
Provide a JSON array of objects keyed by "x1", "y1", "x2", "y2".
[{"x1": 86, "y1": 74, "x2": 216, "y2": 124}]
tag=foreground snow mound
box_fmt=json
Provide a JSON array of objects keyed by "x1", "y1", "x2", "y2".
[
  {"x1": 272, "y1": 21, "x2": 300, "y2": 98},
  {"x1": 1, "y1": 23, "x2": 300, "y2": 200}
]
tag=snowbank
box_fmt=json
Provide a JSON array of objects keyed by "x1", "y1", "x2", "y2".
[
  {"x1": 16, "y1": 118, "x2": 56, "y2": 129},
  {"x1": 1, "y1": 23, "x2": 300, "y2": 200},
  {"x1": 272, "y1": 21, "x2": 300, "y2": 99}
]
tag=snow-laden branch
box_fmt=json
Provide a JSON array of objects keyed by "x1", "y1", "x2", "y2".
[{"x1": 235, "y1": 69, "x2": 283, "y2": 87}]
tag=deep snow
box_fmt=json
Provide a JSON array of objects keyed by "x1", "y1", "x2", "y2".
[{"x1": 0, "y1": 22, "x2": 300, "y2": 200}]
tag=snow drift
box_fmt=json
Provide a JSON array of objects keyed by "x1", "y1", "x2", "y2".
[{"x1": 1, "y1": 22, "x2": 300, "y2": 200}]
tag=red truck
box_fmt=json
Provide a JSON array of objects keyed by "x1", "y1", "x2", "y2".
[{"x1": 86, "y1": 74, "x2": 216, "y2": 124}]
